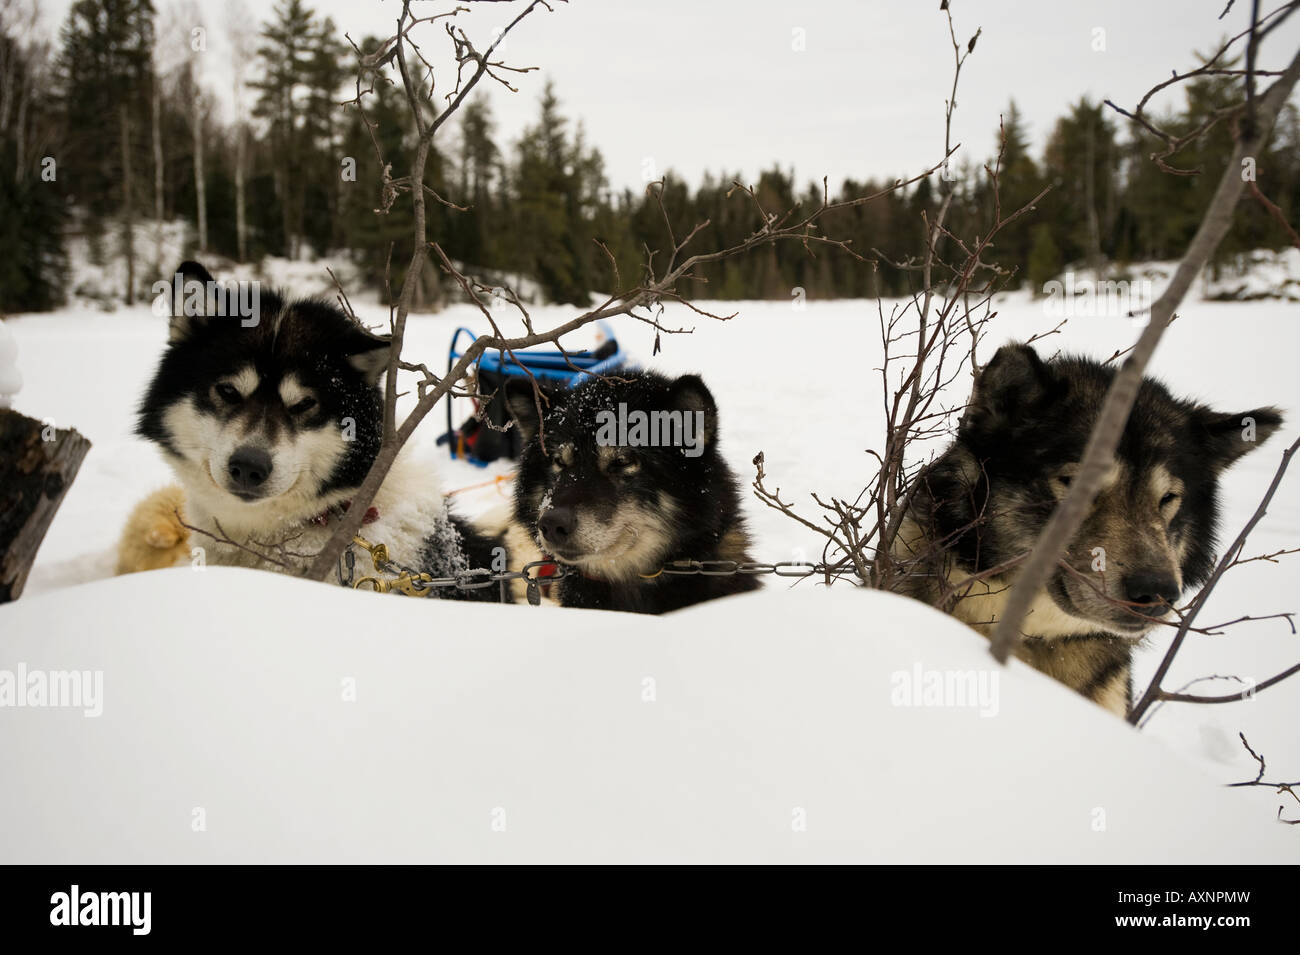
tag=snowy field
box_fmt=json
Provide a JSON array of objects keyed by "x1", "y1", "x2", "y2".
[
  {"x1": 0, "y1": 570, "x2": 1289, "y2": 863},
  {"x1": 2, "y1": 280, "x2": 1298, "y2": 859}
]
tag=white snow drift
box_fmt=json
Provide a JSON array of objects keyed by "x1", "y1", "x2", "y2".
[{"x1": 0, "y1": 568, "x2": 1287, "y2": 863}]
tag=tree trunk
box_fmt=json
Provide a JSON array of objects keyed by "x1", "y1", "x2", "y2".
[
  {"x1": 0, "y1": 35, "x2": 12, "y2": 137},
  {"x1": 119, "y1": 105, "x2": 135, "y2": 305},
  {"x1": 326, "y1": 110, "x2": 340, "y2": 251},
  {"x1": 286, "y1": 88, "x2": 299, "y2": 260},
  {"x1": 276, "y1": 165, "x2": 291, "y2": 260},
  {"x1": 193, "y1": 85, "x2": 207, "y2": 253},
  {"x1": 1084, "y1": 120, "x2": 1103, "y2": 281},
  {"x1": 234, "y1": 122, "x2": 247, "y2": 262},
  {"x1": 13, "y1": 62, "x2": 27, "y2": 178},
  {"x1": 152, "y1": 69, "x2": 165, "y2": 272},
  {"x1": 0, "y1": 410, "x2": 92, "y2": 603}
]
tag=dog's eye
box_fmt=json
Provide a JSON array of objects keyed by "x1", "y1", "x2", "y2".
[
  {"x1": 1055, "y1": 474, "x2": 1073, "y2": 488},
  {"x1": 215, "y1": 383, "x2": 242, "y2": 404},
  {"x1": 611, "y1": 452, "x2": 636, "y2": 471},
  {"x1": 289, "y1": 397, "x2": 317, "y2": 415},
  {"x1": 1159, "y1": 491, "x2": 1180, "y2": 508}
]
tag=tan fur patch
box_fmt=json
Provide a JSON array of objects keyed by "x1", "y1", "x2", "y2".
[
  {"x1": 471, "y1": 505, "x2": 560, "y2": 604},
  {"x1": 223, "y1": 365, "x2": 259, "y2": 398},
  {"x1": 717, "y1": 525, "x2": 753, "y2": 563},
  {"x1": 1091, "y1": 666, "x2": 1132, "y2": 716},
  {"x1": 278, "y1": 373, "x2": 312, "y2": 408},
  {"x1": 1017, "y1": 637, "x2": 1131, "y2": 716},
  {"x1": 116, "y1": 485, "x2": 191, "y2": 574},
  {"x1": 560, "y1": 494, "x2": 677, "y2": 583},
  {"x1": 597, "y1": 444, "x2": 641, "y2": 473}
]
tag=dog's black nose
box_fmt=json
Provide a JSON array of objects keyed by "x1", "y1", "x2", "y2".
[
  {"x1": 1123, "y1": 572, "x2": 1180, "y2": 613},
  {"x1": 538, "y1": 506, "x2": 576, "y2": 544},
  {"x1": 227, "y1": 446, "x2": 273, "y2": 491}
]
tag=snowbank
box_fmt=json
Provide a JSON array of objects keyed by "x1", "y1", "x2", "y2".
[
  {"x1": 0, "y1": 569, "x2": 1286, "y2": 863},
  {"x1": 1050, "y1": 247, "x2": 1300, "y2": 303},
  {"x1": 1200, "y1": 247, "x2": 1300, "y2": 301},
  {"x1": 59, "y1": 214, "x2": 537, "y2": 312}
]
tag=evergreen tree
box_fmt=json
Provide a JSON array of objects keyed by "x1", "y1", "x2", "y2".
[
  {"x1": 509, "y1": 82, "x2": 604, "y2": 304},
  {"x1": 979, "y1": 100, "x2": 1046, "y2": 287},
  {"x1": 252, "y1": 0, "x2": 318, "y2": 258},
  {"x1": 0, "y1": 21, "x2": 67, "y2": 311},
  {"x1": 55, "y1": 0, "x2": 155, "y2": 218},
  {"x1": 1026, "y1": 223, "x2": 1063, "y2": 292},
  {"x1": 453, "y1": 98, "x2": 502, "y2": 270},
  {"x1": 1042, "y1": 98, "x2": 1119, "y2": 273},
  {"x1": 302, "y1": 15, "x2": 348, "y2": 253}
]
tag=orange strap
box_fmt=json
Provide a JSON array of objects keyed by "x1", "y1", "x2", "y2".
[{"x1": 444, "y1": 473, "x2": 514, "y2": 498}]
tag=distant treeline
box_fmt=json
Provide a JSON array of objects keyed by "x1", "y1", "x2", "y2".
[{"x1": 2, "y1": 0, "x2": 1299, "y2": 313}]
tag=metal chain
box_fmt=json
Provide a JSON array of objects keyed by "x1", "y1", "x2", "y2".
[{"x1": 338, "y1": 535, "x2": 830, "y2": 604}]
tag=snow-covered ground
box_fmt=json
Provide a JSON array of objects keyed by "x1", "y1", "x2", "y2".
[
  {"x1": 1135, "y1": 247, "x2": 1300, "y2": 302},
  {"x1": 2, "y1": 275, "x2": 1298, "y2": 859},
  {"x1": 0, "y1": 570, "x2": 1288, "y2": 863}
]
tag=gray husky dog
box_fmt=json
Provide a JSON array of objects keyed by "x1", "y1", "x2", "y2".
[
  {"x1": 134, "y1": 261, "x2": 504, "y2": 597},
  {"x1": 895, "y1": 342, "x2": 1283, "y2": 714}
]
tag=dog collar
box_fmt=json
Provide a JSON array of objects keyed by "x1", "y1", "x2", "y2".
[
  {"x1": 310, "y1": 500, "x2": 380, "y2": 528},
  {"x1": 542, "y1": 555, "x2": 621, "y2": 584},
  {"x1": 538, "y1": 555, "x2": 616, "y2": 592},
  {"x1": 536, "y1": 556, "x2": 560, "y2": 597}
]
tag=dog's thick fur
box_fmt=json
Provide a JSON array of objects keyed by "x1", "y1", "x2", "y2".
[
  {"x1": 116, "y1": 485, "x2": 192, "y2": 574},
  {"x1": 506, "y1": 370, "x2": 759, "y2": 613},
  {"x1": 896, "y1": 342, "x2": 1283, "y2": 715},
  {"x1": 131, "y1": 260, "x2": 504, "y2": 598}
]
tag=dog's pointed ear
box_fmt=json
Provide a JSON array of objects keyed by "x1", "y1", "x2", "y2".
[
  {"x1": 669, "y1": 373, "x2": 718, "y2": 449},
  {"x1": 178, "y1": 260, "x2": 214, "y2": 286},
  {"x1": 1193, "y1": 406, "x2": 1283, "y2": 470},
  {"x1": 344, "y1": 328, "x2": 392, "y2": 383},
  {"x1": 164, "y1": 260, "x2": 218, "y2": 342},
  {"x1": 964, "y1": 343, "x2": 1054, "y2": 433},
  {"x1": 504, "y1": 378, "x2": 546, "y2": 442}
]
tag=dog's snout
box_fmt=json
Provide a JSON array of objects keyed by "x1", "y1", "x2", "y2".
[
  {"x1": 227, "y1": 446, "x2": 273, "y2": 492},
  {"x1": 538, "y1": 506, "x2": 576, "y2": 545},
  {"x1": 1122, "y1": 571, "x2": 1180, "y2": 613}
]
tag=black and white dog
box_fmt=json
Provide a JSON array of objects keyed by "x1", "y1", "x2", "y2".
[{"x1": 133, "y1": 261, "x2": 504, "y2": 597}]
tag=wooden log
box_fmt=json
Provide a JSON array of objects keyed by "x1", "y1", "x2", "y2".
[{"x1": 0, "y1": 409, "x2": 91, "y2": 603}]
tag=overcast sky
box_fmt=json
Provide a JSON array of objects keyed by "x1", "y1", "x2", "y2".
[{"x1": 29, "y1": 0, "x2": 1300, "y2": 192}]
